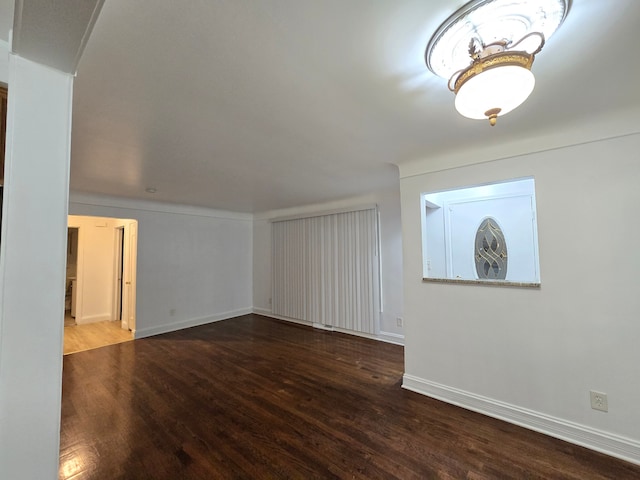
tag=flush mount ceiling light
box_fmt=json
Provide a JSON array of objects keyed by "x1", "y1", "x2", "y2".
[{"x1": 425, "y1": 0, "x2": 570, "y2": 126}]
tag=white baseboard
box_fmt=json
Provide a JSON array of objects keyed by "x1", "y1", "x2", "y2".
[
  {"x1": 378, "y1": 330, "x2": 405, "y2": 346},
  {"x1": 135, "y1": 307, "x2": 253, "y2": 338},
  {"x1": 402, "y1": 374, "x2": 640, "y2": 466},
  {"x1": 313, "y1": 322, "x2": 334, "y2": 331},
  {"x1": 253, "y1": 311, "x2": 404, "y2": 345},
  {"x1": 252, "y1": 310, "x2": 313, "y2": 328},
  {"x1": 75, "y1": 314, "x2": 112, "y2": 325}
]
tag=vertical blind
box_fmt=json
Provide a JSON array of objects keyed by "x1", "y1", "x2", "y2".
[{"x1": 272, "y1": 207, "x2": 379, "y2": 334}]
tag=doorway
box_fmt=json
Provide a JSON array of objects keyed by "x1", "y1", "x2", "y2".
[
  {"x1": 63, "y1": 215, "x2": 138, "y2": 354},
  {"x1": 64, "y1": 227, "x2": 79, "y2": 327}
]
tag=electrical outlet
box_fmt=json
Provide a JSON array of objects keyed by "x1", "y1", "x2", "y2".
[
  {"x1": 269, "y1": 297, "x2": 272, "y2": 305},
  {"x1": 396, "y1": 317, "x2": 403, "y2": 327},
  {"x1": 590, "y1": 391, "x2": 608, "y2": 412},
  {"x1": 170, "y1": 308, "x2": 176, "y2": 317}
]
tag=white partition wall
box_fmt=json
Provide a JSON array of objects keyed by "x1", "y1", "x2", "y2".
[
  {"x1": 400, "y1": 131, "x2": 640, "y2": 465},
  {"x1": 272, "y1": 207, "x2": 380, "y2": 335},
  {"x1": 0, "y1": 55, "x2": 74, "y2": 480}
]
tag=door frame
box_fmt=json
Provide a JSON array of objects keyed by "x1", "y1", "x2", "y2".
[
  {"x1": 66, "y1": 222, "x2": 84, "y2": 323},
  {"x1": 112, "y1": 220, "x2": 137, "y2": 332},
  {"x1": 112, "y1": 226, "x2": 124, "y2": 325},
  {"x1": 120, "y1": 221, "x2": 137, "y2": 332}
]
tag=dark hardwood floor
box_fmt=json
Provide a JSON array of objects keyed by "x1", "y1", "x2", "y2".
[{"x1": 59, "y1": 314, "x2": 640, "y2": 479}]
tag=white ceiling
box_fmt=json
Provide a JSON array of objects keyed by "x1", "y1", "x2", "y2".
[{"x1": 8, "y1": 0, "x2": 640, "y2": 212}]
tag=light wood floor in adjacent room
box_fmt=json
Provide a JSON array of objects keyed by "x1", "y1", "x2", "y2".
[{"x1": 63, "y1": 319, "x2": 133, "y2": 355}]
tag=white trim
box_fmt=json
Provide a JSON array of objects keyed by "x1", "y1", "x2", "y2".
[
  {"x1": 377, "y1": 331, "x2": 405, "y2": 346},
  {"x1": 313, "y1": 322, "x2": 335, "y2": 331},
  {"x1": 74, "y1": 314, "x2": 112, "y2": 325},
  {"x1": 71, "y1": 0, "x2": 105, "y2": 75},
  {"x1": 254, "y1": 193, "x2": 381, "y2": 221},
  {"x1": 270, "y1": 204, "x2": 377, "y2": 223},
  {"x1": 69, "y1": 192, "x2": 253, "y2": 221},
  {"x1": 397, "y1": 115, "x2": 640, "y2": 179},
  {"x1": 254, "y1": 311, "x2": 404, "y2": 345},
  {"x1": 253, "y1": 311, "x2": 313, "y2": 328},
  {"x1": 402, "y1": 374, "x2": 640, "y2": 466},
  {"x1": 134, "y1": 308, "x2": 253, "y2": 339}
]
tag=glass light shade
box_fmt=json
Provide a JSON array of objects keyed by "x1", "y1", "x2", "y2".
[{"x1": 454, "y1": 65, "x2": 535, "y2": 120}]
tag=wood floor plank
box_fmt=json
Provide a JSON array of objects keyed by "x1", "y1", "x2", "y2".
[
  {"x1": 59, "y1": 315, "x2": 640, "y2": 479},
  {"x1": 63, "y1": 320, "x2": 133, "y2": 355}
]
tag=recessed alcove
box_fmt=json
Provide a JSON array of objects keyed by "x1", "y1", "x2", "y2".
[{"x1": 421, "y1": 177, "x2": 540, "y2": 286}]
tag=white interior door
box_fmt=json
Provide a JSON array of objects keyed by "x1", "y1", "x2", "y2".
[{"x1": 121, "y1": 221, "x2": 138, "y2": 332}]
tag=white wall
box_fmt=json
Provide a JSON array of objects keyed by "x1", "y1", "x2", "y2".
[
  {"x1": 0, "y1": 55, "x2": 73, "y2": 480},
  {"x1": 253, "y1": 182, "x2": 404, "y2": 343},
  {"x1": 68, "y1": 194, "x2": 253, "y2": 338},
  {"x1": 400, "y1": 132, "x2": 640, "y2": 464}
]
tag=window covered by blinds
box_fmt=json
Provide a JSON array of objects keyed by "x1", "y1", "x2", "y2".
[{"x1": 271, "y1": 207, "x2": 379, "y2": 335}]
